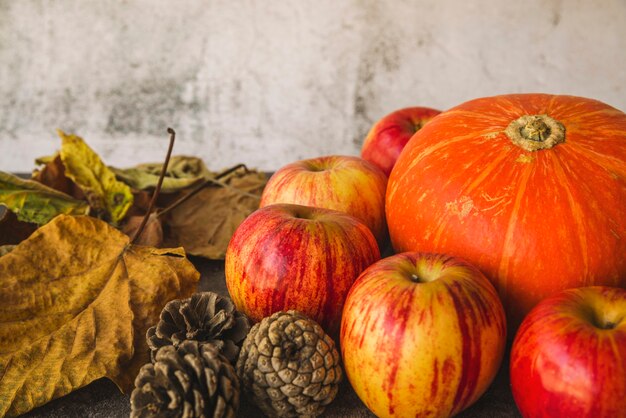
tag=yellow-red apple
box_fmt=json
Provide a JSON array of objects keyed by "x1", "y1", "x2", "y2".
[
  {"x1": 361, "y1": 106, "x2": 441, "y2": 176},
  {"x1": 341, "y1": 252, "x2": 506, "y2": 417},
  {"x1": 225, "y1": 203, "x2": 380, "y2": 334},
  {"x1": 510, "y1": 286, "x2": 626, "y2": 418},
  {"x1": 260, "y1": 155, "x2": 388, "y2": 246}
]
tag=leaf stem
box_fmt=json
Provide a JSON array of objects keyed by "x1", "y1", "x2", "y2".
[
  {"x1": 155, "y1": 164, "x2": 258, "y2": 219},
  {"x1": 131, "y1": 128, "x2": 176, "y2": 244}
]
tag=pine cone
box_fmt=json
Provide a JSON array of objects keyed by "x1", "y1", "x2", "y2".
[
  {"x1": 147, "y1": 292, "x2": 250, "y2": 363},
  {"x1": 236, "y1": 310, "x2": 342, "y2": 417},
  {"x1": 130, "y1": 340, "x2": 240, "y2": 418}
]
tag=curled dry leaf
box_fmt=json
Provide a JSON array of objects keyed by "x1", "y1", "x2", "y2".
[
  {"x1": 122, "y1": 188, "x2": 154, "y2": 220},
  {"x1": 164, "y1": 170, "x2": 266, "y2": 259},
  {"x1": 0, "y1": 214, "x2": 199, "y2": 417},
  {"x1": 57, "y1": 130, "x2": 133, "y2": 224},
  {"x1": 111, "y1": 156, "x2": 211, "y2": 193},
  {"x1": 0, "y1": 171, "x2": 89, "y2": 225},
  {"x1": 122, "y1": 213, "x2": 164, "y2": 247},
  {"x1": 32, "y1": 154, "x2": 84, "y2": 199}
]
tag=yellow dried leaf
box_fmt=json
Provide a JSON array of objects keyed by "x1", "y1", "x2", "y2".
[
  {"x1": 0, "y1": 215, "x2": 199, "y2": 416},
  {"x1": 58, "y1": 130, "x2": 133, "y2": 224},
  {"x1": 111, "y1": 156, "x2": 212, "y2": 193},
  {"x1": 165, "y1": 170, "x2": 266, "y2": 259}
]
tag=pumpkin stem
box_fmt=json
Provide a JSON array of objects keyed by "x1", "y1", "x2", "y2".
[{"x1": 505, "y1": 114, "x2": 565, "y2": 152}]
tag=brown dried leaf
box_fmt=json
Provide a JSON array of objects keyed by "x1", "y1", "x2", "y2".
[
  {"x1": 32, "y1": 154, "x2": 84, "y2": 199},
  {"x1": 0, "y1": 208, "x2": 37, "y2": 245},
  {"x1": 122, "y1": 213, "x2": 163, "y2": 247},
  {"x1": 164, "y1": 170, "x2": 266, "y2": 259},
  {"x1": 0, "y1": 215, "x2": 199, "y2": 416}
]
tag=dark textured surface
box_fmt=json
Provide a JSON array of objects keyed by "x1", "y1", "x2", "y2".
[{"x1": 21, "y1": 258, "x2": 521, "y2": 418}]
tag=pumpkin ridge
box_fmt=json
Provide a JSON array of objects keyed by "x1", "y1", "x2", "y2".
[
  {"x1": 496, "y1": 163, "x2": 533, "y2": 299},
  {"x1": 462, "y1": 147, "x2": 515, "y2": 196},
  {"x1": 399, "y1": 128, "x2": 512, "y2": 181},
  {"x1": 576, "y1": 129, "x2": 626, "y2": 138},
  {"x1": 546, "y1": 95, "x2": 559, "y2": 114},
  {"x1": 387, "y1": 136, "x2": 446, "y2": 205},
  {"x1": 549, "y1": 151, "x2": 590, "y2": 280},
  {"x1": 400, "y1": 134, "x2": 470, "y2": 177},
  {"x1": 430, "y1": 148, "x2": 516, "y2": 249},
  {"x1": 565, "y1": 143, "x2": 626, "y2": 179},
  {"x1": 548, "y1": 97, "x2": 624, "y2": 120},
  {"x1": 565, "y1": 108, "x2": 626, "y2": 121},
  {"x1": 442, "y1": 108, "x2": 513, "y2": 124}
]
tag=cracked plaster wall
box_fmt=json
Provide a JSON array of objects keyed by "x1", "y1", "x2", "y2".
[{"x1": 1, "y1": 0, "x2": 625, "y2": 171}]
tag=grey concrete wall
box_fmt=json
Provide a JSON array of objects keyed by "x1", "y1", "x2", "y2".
[{"x1": 1, "y1": 0, "x2": 625, "y2": 172}]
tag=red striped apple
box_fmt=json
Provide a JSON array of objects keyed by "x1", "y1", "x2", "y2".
[
  {"x1": 341, "y1": 252, "x2": 506, "y2": 417},
  {"x1": 225, "y1": 203, "x2": 380, "y2": 334},
  {"x1": 510, "y1": 286, "x2": 626, "y2": 418},
  {"x1": 361, "y1": 106, "x2": 441, "y2": 176},
  {"x1": 259, "y1": 155, "x2": 387, "y2": 246}
]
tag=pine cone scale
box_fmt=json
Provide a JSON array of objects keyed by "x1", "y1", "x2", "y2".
[{"x1": 277, "y1": 367, "x2": 297, "y2": 384}]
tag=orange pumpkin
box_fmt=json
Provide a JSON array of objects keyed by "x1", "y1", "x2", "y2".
[{"x1": 386, "y1": 94, "x2": 626, "y2": 328}]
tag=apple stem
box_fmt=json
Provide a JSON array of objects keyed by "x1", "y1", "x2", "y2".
[
  {"x1": 586, "y1": 307, "x2": 622, "y2": 330},
  {"x1": 407, "y1": 266, "x2": 439, "y2": 283}
]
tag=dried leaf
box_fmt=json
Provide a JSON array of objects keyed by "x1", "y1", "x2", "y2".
[
  {"x1": 0, "y1": 210, "x2": 37, "y2": 245},
  {"x1": 58, "y1": 130, "x2": 133, "y2": 224},
  {"x1": 164, "y1": 170, "x2": 266, "y2": 259},
  {"x1": 33, "y1": 155, "x2": 55, "y2": 166},
  {"x1": 122, "y1": 213, "x2": 163, "y2": 247},
  {"x1": 32, "y1": 153, "x2": 85, "y2": 199},
  {"x1": 0, "y1": 215, "x2": 199, "y2": 416},
  {"x1": 122, "y1": 188, "x2": 154, "y2": 220},
  {"x1": 0, "y1": 245, "x2": 15, "y2": 257},
  {"x1": 0, "y1": 171, "x2": 90, "y2": 225},
  {"x1": 111, "y1": 156, "x2": 211, "y2": 193}
]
